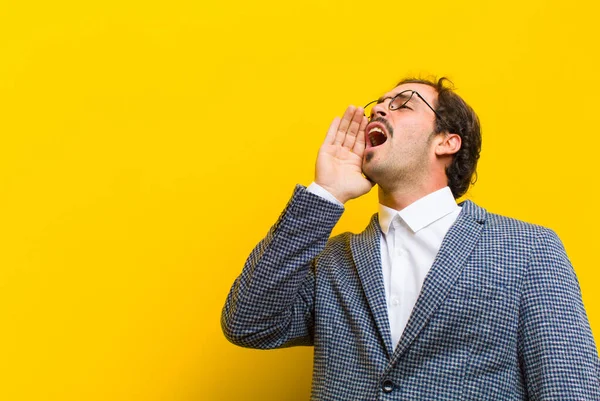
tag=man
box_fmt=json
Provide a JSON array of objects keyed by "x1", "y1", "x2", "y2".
[{"x1": 221, "y1": 77, "x2": 600, "y2": 400}]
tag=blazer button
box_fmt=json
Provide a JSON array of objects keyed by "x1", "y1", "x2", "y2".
[{"x1": 381, "y1": 379, "x2": 394, "y2": 393}]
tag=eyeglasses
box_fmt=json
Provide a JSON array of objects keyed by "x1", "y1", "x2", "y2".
[{"x1": 364, "y1": 90, "x2": 445, "y2": 124}]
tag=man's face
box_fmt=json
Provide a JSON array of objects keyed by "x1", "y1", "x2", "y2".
[{"x1": 362, "y1": 83, "x2": 441, "y2": 190}]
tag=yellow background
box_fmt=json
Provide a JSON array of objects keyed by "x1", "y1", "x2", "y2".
[{"x1": 0, "y1": 0, "x2": 598, "y2": 400}]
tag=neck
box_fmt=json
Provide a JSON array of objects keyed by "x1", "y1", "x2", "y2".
[{"x1": 378, "y1": 180, "x2": 448, "y2": 211}]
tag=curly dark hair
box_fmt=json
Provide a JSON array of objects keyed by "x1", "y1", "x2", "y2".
[{"x1": 397, "y1": 77, "x2": 482, "y2": 199}]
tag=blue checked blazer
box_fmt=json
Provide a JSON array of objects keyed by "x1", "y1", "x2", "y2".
[{"x1": 222, "y1": 186, "x2": 600, "y2": 400}]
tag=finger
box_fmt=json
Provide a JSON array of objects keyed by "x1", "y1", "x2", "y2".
[
  {"x1": 342, "y1": 107, "x2": 365, "y2": 149},
  {"x1": 334, "y1": 106, "x2": 356, "y2": 145},
  {"x1": 352, "y1": 115, "x2": 368, "y2": 155},
  {"x1": 324, "y1": 117, "x2": 341, "y2": 145}
]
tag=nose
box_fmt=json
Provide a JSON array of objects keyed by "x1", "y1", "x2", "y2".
[{"x1": 370, "y1": 100, "x2": 389, "y2": 120}]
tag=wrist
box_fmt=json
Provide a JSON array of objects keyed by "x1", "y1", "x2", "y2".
[
  {"x1": 315, "y1": 182, "x2": 348, "y2": 204},
  {"x1": 307, "y1": 182, "x2": 344, "y2": 206}
]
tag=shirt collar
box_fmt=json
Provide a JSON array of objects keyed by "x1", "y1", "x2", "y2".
[{"x1": 378, "y1": 187, "x2": 459, "y2": 235}]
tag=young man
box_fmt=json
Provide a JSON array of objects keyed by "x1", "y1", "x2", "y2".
[{"x1": 221, "y1": 78, "x2": 600, "y2": 400}]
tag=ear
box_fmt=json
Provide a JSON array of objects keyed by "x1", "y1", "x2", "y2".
[{"x1": 434, "y1": 133, "x2": 461, "y2": 157}]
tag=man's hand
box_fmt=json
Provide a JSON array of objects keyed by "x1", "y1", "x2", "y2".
[{"x1": 315, "y1": 106, "x2": 374, "y2": 204}]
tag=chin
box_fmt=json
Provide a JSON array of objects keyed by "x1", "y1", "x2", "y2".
[{"x1": 361, "y1": 163, "x2": 380, "y2": 183}]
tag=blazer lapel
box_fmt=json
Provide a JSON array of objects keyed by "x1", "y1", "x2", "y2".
[
  {"x1": 351, "y1": 215, "x2": 395, "y2": 358},
  {"x1": 390, "y1": 200, "x2": 487, "y2": 364}
]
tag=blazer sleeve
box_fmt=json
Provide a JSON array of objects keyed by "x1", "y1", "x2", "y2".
[
  {"x1": 518, "y1": 228, "x2": 600, "y2": 400},
  {"x1": 221, "y1": 185, "x2": 344, "y2": 349}
]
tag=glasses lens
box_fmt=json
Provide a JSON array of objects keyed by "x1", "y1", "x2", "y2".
[
  {"x1": 389, "y1": 90, "x2": 414, "y2": 111},
  {"x1": 364, "y1": 90, "x2": 415, "y2": 119}
]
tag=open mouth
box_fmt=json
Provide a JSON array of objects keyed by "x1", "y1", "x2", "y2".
[{"x1": 366, "y1": 124, "x2": 388, "y2": 147}]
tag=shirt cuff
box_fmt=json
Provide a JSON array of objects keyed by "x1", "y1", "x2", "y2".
[{"x1": 306, "y1": 182, "x2": 344, "y2": 206}]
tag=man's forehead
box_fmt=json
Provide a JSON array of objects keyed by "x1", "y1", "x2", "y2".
[{"x1": 383, "y1": 83, "x2": 437, "y2": 103}]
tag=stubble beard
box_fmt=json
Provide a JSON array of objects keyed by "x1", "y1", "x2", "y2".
[{"x1": 365, "y1": 148, "x2": 431, "y2": 194}]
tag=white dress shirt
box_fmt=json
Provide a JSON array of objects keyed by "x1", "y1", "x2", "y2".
[{"x1": 307, "y1": 183, "x2": 461, "y2": 349}]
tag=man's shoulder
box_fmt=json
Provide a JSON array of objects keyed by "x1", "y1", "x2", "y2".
[
  {"x1": 463, "y1": 200, "x2": 559, "y2": 246},
  {"x1": 486, "y1": 211, "x2": 548, "y2": 232}
]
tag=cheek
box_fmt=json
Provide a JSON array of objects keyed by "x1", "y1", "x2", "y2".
[{"x1": 391, "y1": 114, "x2": 433, "y2": 134}]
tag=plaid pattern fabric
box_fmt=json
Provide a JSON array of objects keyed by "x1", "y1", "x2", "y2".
[{"x1": 222, "y1": 185, "x2": 600, "y2": 400}]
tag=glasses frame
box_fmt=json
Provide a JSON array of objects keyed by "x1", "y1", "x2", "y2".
[{"x1": 364, "y1": 90, "x2": 447, "y2": 127}]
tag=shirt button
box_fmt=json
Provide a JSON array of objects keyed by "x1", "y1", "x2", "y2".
[
  {"x1": 391, "y1": 296, "x2": 400, "y2": 306},
  {"x1": 381, "y1": 379, "x2": 394, "y2": 393}
]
